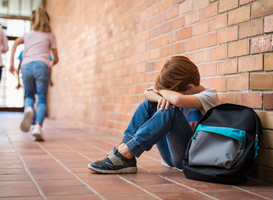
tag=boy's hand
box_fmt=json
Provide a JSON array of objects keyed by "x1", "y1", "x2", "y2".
[{"x1": 157, "y1": 97, "x2": 171, "y2": 111}]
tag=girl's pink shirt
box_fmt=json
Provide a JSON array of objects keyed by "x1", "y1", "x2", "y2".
[{"x1": 21, "y1": 30, "x2": 56, "y2": 66}]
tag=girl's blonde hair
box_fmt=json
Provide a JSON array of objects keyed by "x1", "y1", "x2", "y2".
[{"x1": 30, "y1": 7, "x2": 51, "y2": 32}]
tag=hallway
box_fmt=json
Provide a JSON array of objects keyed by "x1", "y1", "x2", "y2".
[{"x1": 0, "y1": 112, "x2": 272, "y2": 200}]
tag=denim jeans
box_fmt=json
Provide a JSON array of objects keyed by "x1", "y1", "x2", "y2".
[
  {"x1": 21, "y1": 61, "x2": 50, "y2": 125},
  {"x1": 121, "y1": 99, "x2": 194, "y2": 169}
]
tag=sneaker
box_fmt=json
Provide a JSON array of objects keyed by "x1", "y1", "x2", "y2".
[
  {"x1": 88, "y1": 148, "x2": 137, "y2": 174},
  {"x1": 20, "y1": 107, "x2": 33, "y2": 132},
  {"x1": 32, "y1": 124, "x2": 45, "y2": 141}
]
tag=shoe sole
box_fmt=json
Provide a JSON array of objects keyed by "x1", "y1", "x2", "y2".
[
  {"x1": 32, "y1": 133, "x2": 44, "y2": 141},
  {"x1": 87, "y1": 164, "x2": 137, "y2": 174},
  {"x1": 20, "y1": 110, "x2": 33, "y2": 132}
]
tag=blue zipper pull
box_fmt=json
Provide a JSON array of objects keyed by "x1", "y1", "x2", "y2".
[
  {"x1": 192, "y1": 131, "x2": 198, "y2": 139},
  {"x1": 254, "y1": 134, "x2": 259, "y2": 158}
]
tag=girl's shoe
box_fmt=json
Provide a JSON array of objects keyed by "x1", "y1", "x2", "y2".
[
  {"x1": 88, "y1": 148, "x2": 137, "y2": 174},
  {"x1": 20, "y1": 107, "x2": 33, "y2": 132},
  {"x1": 32, "y1": 124, "x2": 45, "y2": 141}
]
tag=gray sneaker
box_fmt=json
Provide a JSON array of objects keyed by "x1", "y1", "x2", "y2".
[
  {"x1": 88, "y1": 148, "x2": 137, "y2": 174},
  {"x1": 20, "y1": 107, "x2": 33, "y2": 132}
]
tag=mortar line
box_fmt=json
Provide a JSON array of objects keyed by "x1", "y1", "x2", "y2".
[{"x1": 231, "y1": 185, "x2": 272, "y2": 200}]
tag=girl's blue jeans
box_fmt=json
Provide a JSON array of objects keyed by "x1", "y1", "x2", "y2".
[
  {"x1": 121, "y1": 99, "x2": 194, "y2": 169},
  {"x1": 21, "y1": 61, "x2": 50, "y2": 126}
]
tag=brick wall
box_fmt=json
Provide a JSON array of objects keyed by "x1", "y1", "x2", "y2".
[{"x1": 45, "y1": 0, "x2": 273, "y2": 183}]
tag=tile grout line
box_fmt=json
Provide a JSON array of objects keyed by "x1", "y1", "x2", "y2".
[
  {"x1": 35, "y1": 142, "x2": 106, "y2": 200},
  {"x1": 139, "y1": 166, "x2": 220, "y2": 200},
  {"x1": 0, "y1": 128, "x2": 47, "y2": 200},
  {"x1": 72, "y1": 138, "x2": 219, "y2": 200},
  {"x1": 58, "y1": 140, "x2": 163, "y2": 200},
  {"x1": 231, "y1": 186, "x2": 272, "y2": 200}
]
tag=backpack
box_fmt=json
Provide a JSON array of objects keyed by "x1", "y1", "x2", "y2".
[{"x1": 182, "y1": 103, "x2": 262, "y2": 185}]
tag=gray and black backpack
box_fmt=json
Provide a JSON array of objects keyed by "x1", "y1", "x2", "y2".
[{"x1": 182, "y1": 103, "x2": 262, "y2": 184}]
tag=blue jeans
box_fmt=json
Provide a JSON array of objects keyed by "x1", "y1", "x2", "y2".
[
  {"x1": 121, "y1": 99, "x2": 194, "y2": 169},
  {"x1": 21, "y1": 61, "x2": 50, "y2": 125}
]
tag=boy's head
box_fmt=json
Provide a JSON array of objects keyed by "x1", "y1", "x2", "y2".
[{"x1": 155, "y1": 56, "x2": 200, "y2": 92}]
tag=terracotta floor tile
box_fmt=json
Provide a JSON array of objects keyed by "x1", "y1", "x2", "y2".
[
  {"x1": 31, "y1": 173, "x2": 76, "y2": 180},
  {"x1": 1, "y1": 112, "x2": 272, "y2": 199},
  {"x1": 204, "y1": 190, "x2": 266, "y2": 200},
  {"x1": 41, "y1": 186, "x2": 93, "y2": 196},
  {"x1": 46, "y1": 195, "x2": 101, "y2": 200},
  {"x1": 155, "y1": 192, "x2": 214, "y2": 200},
  {"x1": 36, "y1": 179, "x2": 84, "y2": 187},
  {"x1": 0, "y1": 186, "x2": 40, "y2": 197},
  {"x1": 88, "y1": 184, "x2": 144, "y2": 194},
  {"x1": 102, "y1": 193, "x2": 159, "y2": 200}
]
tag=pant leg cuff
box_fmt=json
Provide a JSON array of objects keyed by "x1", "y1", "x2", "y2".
[
  {"x1": 126, "y1": 138, "x2": 144, "y2": 158},
  {"x1": 120, "y1": 135, "x2": 133, "y2": 144}
]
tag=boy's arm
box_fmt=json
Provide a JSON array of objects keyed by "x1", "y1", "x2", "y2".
[
  {"x1": 10, "y1": 37, "x2": 23, "y2": 74},
  {"x1": 158, "y1": 89, "x2": 202, "y2": 109}
]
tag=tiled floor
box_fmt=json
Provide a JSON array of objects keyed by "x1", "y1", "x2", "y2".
[{"x1": 0, "y1": 112, "x2": 273, "y2": 200}]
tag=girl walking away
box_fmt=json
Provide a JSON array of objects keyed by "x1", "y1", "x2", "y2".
[
  {"x1": 0, "y1": 25, "x2": 9, "y2": 83},
  {"x1": 9, "y1": 7, "x2": 59, "y2": 141},
  {"x1": 88, "y1": 56, "x2": 220, "y2": 173}
]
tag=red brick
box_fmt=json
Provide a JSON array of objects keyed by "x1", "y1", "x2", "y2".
[
  {"x1": 149, "y1": 26, "x2": 161, "y2": 38},
  {"x1": 182, "y1": 53, "x2": 192, "y2": 60},
  {"x1": 161, "y1": 22, "x2": 172, "y2": 34},
  {"x1": 252, "y1": 0, "x2": 273, "y2": 19},
  {"x1": 145, "y1": 18, "x2": 155, "y2": 29},
  {"x1": 185, "y1": 10, "x2": 200, "y2": 25},
  {"x1": 172, "y1": 0, "x2": 185, "y2": 5},
  {"x1": 265, "y1": 15, "x2": 273, "y2": 33},
  {"x1": 171, "y1": 42, "x2": 185, "y2": 54},
  {"x1": 219, "y1": 0, "x2": 238, "y2": 13},
  {"x1": 218, "y1": 26, "x2": 238, "y2": 44},
  {"x1": 172, "y1": 16, "x2": 185, "y2": 30},
  {"x1": 155, "y1": 59, "x2": 166, "y2": 70},
  {"x1": 192, "y1": 21, "x2": 209, "y2": 37},
  {"x1": 165, "y1": 31, "x2": 178, "y2": 44},
  {"x1": 238, "y1": 93, "x2": 262, "y2": 108},
  {"x1": 179, "y1": 0, "x2": 193, "y2": 14},
  {"x1": 208, "y1": 77, "x2": 227, "y2": 92},
  {"x1": 240, "y1": 0, "x2": 255, "y2": 5},
  {"x1": 218, "y1": 93, "x2": 237, "y2": 104},
  {"x1": 209, "y1": 45, "x2": 227, "y2": 61},
  {"x1": 238, "y1": 54, "x2": 263, "y2": 72},
  {"x1": 178, "y1": 27, "x2": 192, "y2": 40},
  {"x1": 192, "y1": 49, "x2": 208, "y2": 64},
  {"x1": 264, "y1": 93, "x2": 273, "y2": 110},
  {"x1": 264, "y1": 53, "x2": 273, "y2": 71},
  {"x1": 185, "y1": 38, "x2": 200, "y2": 52},
  {"x1": 198, "y1": 63, "x2": 217, "y2": 77},
  {"x1": 228, "y1": 5, "x2": 250, "y2": 26},
  {"x1": 228, "y1": 40, "x2": 250, "y2": 58},
  {"x1": 251, "y1": 35, "x2": 273, "y2": 54},
  {"x1": 250, "y1": 73, "x2": 273, "y2": 90},
  {"x1": 161, "y1": 0, "x2": 172, "y2": 11},
  {"x1": 218, "y1": 59, "x2": 238, "y2": 75},
  {"x1": 160, "y1": 46, "x2": 171, "y2": 57},
  {"x1": 200, "y1": 32, "x2": 217, "y2": 48},
  {"x1": 193, "y1": 0, "x2": 209, "y2": 9},
  {"x1": 209, "y1": 13, "x2": 227, "y2": 31},
  {"x1": 200, "y1": 78, "x2": 208, "y2": 87},
  {"x1": 166, "y1": 6, "x2": 179, "y2": 20},
  {"x1": 227, "y1": 74, "x2": 249, "y2": 91},
  {"x1": 154, "y1": 36, "x2": 165, "y2": 48},
  {"x1": 201, "y1": 2, "x2": 218, "y2": 20},
  {"x1": 239, "y1": 19, "x2": 263, "y2": 39}
]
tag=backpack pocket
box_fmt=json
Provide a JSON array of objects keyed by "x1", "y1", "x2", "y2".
[{"x1": 188, "y1": 124, "x2": 246, "y2": 169}]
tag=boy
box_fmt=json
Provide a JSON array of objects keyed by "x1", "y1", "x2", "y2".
[{"x1": 88, "y1": 56, "x2": 220, "y2": 173}]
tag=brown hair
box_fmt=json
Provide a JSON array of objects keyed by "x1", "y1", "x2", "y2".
[
  {"x1": 31, "y1": 7, "x2": 51, "y2": 32},
  {"x1": 155, "y1": 56, "x2": 200, "y2": 92}
]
